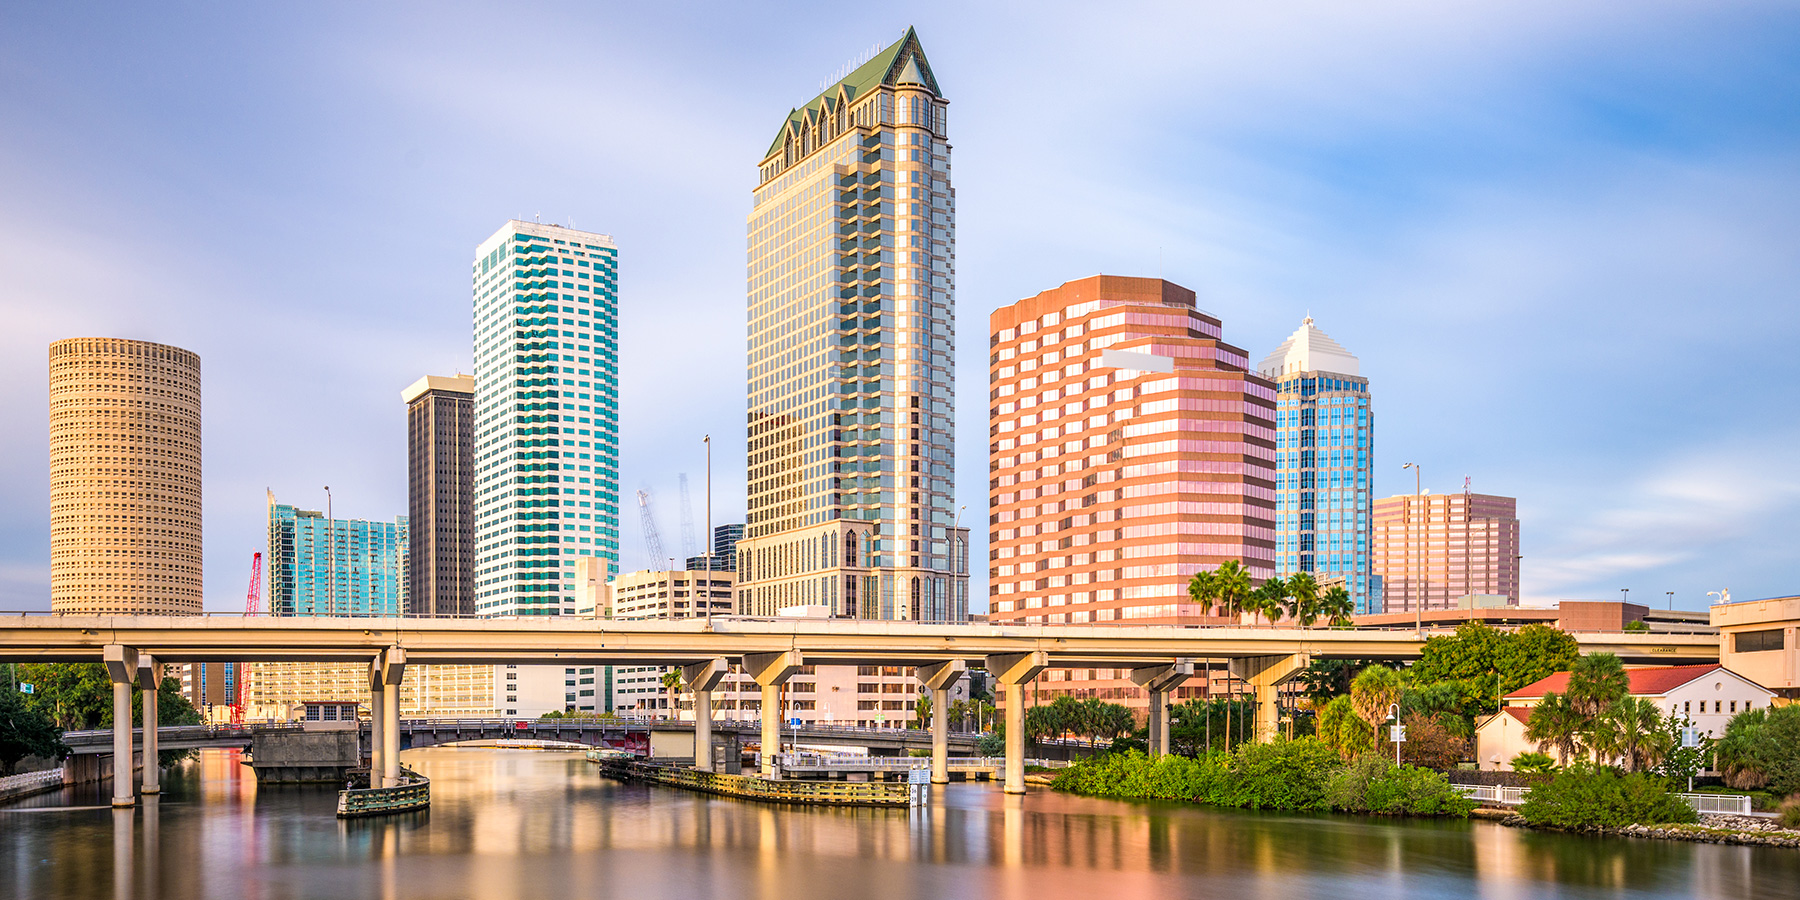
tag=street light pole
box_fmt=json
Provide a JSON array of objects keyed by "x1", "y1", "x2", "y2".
[
  {"x1": 1667, "y1": 591, "x2": 1674, "y2": 610},
  {"x1": 324, "y1": 485, "x2": 335, "y2": 617},
  {"x1": 703, "y1": 434, "x2": 714, "y2": 621},
  {"x1": 1402, "y1": 463, "x2": 1422, "y2": 638},
  {"x1": 1621, "y1": 588, "x2": 1629, "y2": 606}
]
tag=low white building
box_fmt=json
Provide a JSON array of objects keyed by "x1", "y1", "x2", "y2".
[{"x1": 1475, "y1": 663, "x2": 1775, "y2": 770}]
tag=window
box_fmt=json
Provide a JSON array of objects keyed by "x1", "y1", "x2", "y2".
[
  {"x1": 1734, "y1": 629, "x2": 1785, "y2": 653},
  {"x1": 1730, "y1": 701, "x2": 1737, "y2": 713}
]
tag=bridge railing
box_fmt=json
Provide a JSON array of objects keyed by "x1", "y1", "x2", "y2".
[
  {"x1": 62, "y1": 722, "x2": 302, "y2": 745},
  {"x1": 1453, "y1": 783, "x2": 1752, "y2": 815},
  {"x1": 778, "y1": 754, "x2": 1064, "y2": 772},
  {"x1": 0, "y1": 769, "x2": 65, "y2": 795}
]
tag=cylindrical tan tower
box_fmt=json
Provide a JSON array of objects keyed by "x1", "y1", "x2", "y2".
[{"x1": 49, "y1": 338, "x2": 202, "y2": 614}]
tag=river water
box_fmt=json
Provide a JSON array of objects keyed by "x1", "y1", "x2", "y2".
[{"x1": 2, "y1": 748, "x2": 1793, "y2": 900}]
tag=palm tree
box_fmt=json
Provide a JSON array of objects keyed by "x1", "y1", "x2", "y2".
[
  {"x1": 1245, "y1": 576, "x2": 1286, "y2": 627},
  {"x1": 1188, "y1": 569, "x2": 1218, "y2": 617},
  {"x1": 1317, "y1": 585, "x2": 1355, "y2": 627},
  {"x1": 1213, "y1": 560, "x2": 1253, "y2": 623},
  {"x1": 1285, "y1": 571, "x2": 1320, "y2": 627},
  {"x1": 1524, "y1": 691, "x2": 1585, "y2": 764},
  {"x1": 1350, "y1": 665, "x2": 1404, "y2": 747},
  {"x1": 1565, "y1": 653, "x2": 1629, "y2": 719},
  {"x1": 912, "y1": 689, "x2": 933, "y2": 730},
  {"x1": 1588, "y1": 695, "x2": 1671, "y2": 772}
]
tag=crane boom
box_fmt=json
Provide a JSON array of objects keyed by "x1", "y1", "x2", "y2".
[
  {"x1": 637, "y1": 490, "x2": 668, "y2": 569},
  {"x1": 678, "y1": 473, "x2": 698, "y2": 559},
  {"x1": 234, "y1": 551, "x2": 263, "y2": 724}
]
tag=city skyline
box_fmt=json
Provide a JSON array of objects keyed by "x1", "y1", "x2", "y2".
[{"x1": 2, "y1": 6, "x2": 1797, "y2": 611}]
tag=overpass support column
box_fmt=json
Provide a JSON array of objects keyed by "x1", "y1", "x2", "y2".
[
  {"x1": 378, "y1": 648, "x2": 406, "y2": 787},
  {"x1": 1228, "y1": 653, "x2": 1310, "y2": 744},
  {"x1": 682, "y1": 659, "x2": 729, "y2": 772},
  {"x1": 917, "y1": 660, "x2": 966, "y2": 785},
  {"x1": 103, "y1": 645, "x2": 139, "y2": 808},
  {"x1": 1130, "y1": 661, "x2": 1194, "y2": 756},
  {"x1": 137, "y1": 655, "x2": 160, "y2": 794},
  {"x1": 987, "y1": 652, "x2": 1047, "y2": 796},
  {"x1": 744, "y1": 651, "x2": 802, "y2": 779}
]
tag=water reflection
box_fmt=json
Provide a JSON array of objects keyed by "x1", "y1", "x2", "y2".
[{"x1": 1, "y1": 748, "x2": 1793, "y2": 899}]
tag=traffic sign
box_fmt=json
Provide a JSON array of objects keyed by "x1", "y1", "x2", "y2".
[
  {"x1": 1681, "y1": 727, "x2": 1701, "y2": 749},
  {"x1": 1390, "y1": 725, "x2": 1406, "y2": 742},
  {"x1": 18, "y1": 683, "x2": 33, "y2": 695}
]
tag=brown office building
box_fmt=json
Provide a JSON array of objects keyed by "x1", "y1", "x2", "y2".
[
  {"x1": 404, "y1": 374, "x2": 475, "y2": 617},
  {"x1": 48, "y1": 337, "x2": 202, "y2": 615},
  {"x1": 1371, "y1": 489, "x2": 1520, "y2": 610}
]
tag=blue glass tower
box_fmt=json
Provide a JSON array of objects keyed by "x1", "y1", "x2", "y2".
[
  {"x1": 470, "y1": 221, "x2": 621, "y2": 616},
  {"x1": 267, "y1": 502, "x2": 408, "y2": 616},
  {"x1": 1259, "y1": 318, "x2": 1376, "y2": 613}
]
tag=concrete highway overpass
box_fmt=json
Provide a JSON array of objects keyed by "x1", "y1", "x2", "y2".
[{"x1": 0, "y1": 614, "x2": 1718, "y2": 799}]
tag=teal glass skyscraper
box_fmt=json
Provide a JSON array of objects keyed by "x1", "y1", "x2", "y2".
[
  {"x1": 267, "y1": 500, "x2": 408, "y2": 617},
  {"x1": 470, "y1": 221, "x2": 620, "y2": 616},
  {"x1": 1259, "y1": 318, "x2": 1377, "y2": 613}
]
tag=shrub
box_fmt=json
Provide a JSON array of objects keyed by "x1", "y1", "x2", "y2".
[
  {"x1": 1779, "y1": 795, "x2": 1800, "y2": 830},
  {"x1": 1714, "y1": 705, "x2": 1800, "y2": 795},
  {"x1": 1511, "y1": 751, "x2": 1557, "y2": 774},
  {"x1": 1221, "y1": 737, "x2": 1340, "y2": 810},
  {"x1": 1398, "y1": 712, "x2": 1467, "y2": 771},
  {"x1": 1326, "y1": 755, "x2": 1477, "y2": 817},
  {"x1": 1517, "y1": 765, "x2": 1697, "y2": 829}
]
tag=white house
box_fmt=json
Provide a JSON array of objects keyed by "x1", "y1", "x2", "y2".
[{"x1": 1474, "y1": 664, "x2": 1774, "y2": 771}]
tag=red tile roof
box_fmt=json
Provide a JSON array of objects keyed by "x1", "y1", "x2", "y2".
[{"x1": 1505, "y1": 664, "x2": 1722, "y2": 700}]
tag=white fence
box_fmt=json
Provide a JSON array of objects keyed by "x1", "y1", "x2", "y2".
[
  {"x1": 0, "y1": 769, "x2": 65, "y2": 797},
  {"x1": 1453, "y1": 783, "x2": 1752, "y2": 815}
]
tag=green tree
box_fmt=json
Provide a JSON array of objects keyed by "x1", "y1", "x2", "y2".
[
  {"x1": 1565, "y1": 653, "x2": 1629, "y2": 719},
  {"x1": 1248, "y1": 576, "x2": 1287, "y2": 627},
  {"x1": 1587, "y1": 695, "x2": 1671, "y2": 773},
  {"x1": 1712, "y1": 704, "x2": 1800, "y2": 794},
  {"x1": 912, "y1": 690, "x2": 932, "y2": 730},
  {"x1": 1497, "y1": 624, "x2": 1581, "y2": 688},
  {"x1": 1411, "y1": 621, "x2": 1579, "y2": 719},
  {"x1": 1350, "y1": 665, "x2": 1404, "y2": 749},
  {"x1": 1317, "y1": 585, "x2": 1355, "y2": 627},
  {"x1": 1524, "y1": 692, "x2": 1585, "y2": 764},
  {"x1": 1, "y1": 687, "x2": 66, "y2": 775},
  {"x1": 1187, "y1": 569, "x2": 1218, "y2": 617},
  {"x1": 1285, "y1": 572, "x2": 1320, "y2": 626},
  {"x1": 17, "y1": 663, "x2": 113, "y2": 729},
  {"x1": 1212, "y1": 561, "x2": 1254, "y2": 622},
  {"x1": 1317, "y1": 694, "x2": 1374, "y2": 758},
  {"x1": 1398, "y1": 712, "x2": 1466, "y2": 770},
  {"x1": 1653, "y1": 715, "x2": 1708, "y2": 785},
  {"x1": 1299, "y1": 658, "x2": 1363, "y2": 703}
]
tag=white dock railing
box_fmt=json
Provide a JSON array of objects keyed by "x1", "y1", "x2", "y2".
[
  {"x1": 1453, "y1": 783, "x2": 1751, "y2": 815},
  {"x1": 0, "y1": 769, "x2": 65, "y2": 796}
]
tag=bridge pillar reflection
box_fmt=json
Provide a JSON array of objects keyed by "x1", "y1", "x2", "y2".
[
  {"x1": 916, "y1": 660, "x2": 966, "y2": 785},
  {"x1": 103, "y1": 644, "x2": 139, "y2": 808},
  {"x1": 682, "y1": 658, "x2": 730, "y2": 772},
  {"x1": 987, "y1": 652, "x2": 1046, "y2": 795},
  {"x1": 137, "y1": 655, "x2": 160, "y2": 794},
  {"x1": 744, "y1": 650, "x2": 803, "y2": 779},
  {"x1": 368, "y1": 663, "x2": 385, "y2": 784},
  {"x1": 1229, "y1": 653, "x2": 1310, "y2": 743},
  {"x1": 1130, "y1": 660, "x2": 1193, "y2": 756}
]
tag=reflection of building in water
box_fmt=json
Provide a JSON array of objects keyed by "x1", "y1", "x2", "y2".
[{"x1": 243, "y1": 662, "x2": 563, "y2": 720}]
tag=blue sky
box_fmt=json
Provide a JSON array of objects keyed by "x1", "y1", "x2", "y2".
[{"x1": 1, "y1": 2, "x2": 1795, "y2": 612}]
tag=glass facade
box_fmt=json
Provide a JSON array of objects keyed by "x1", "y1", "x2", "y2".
[
  {"x1": 469, "y1": 221, "x2": 621, "y2": 616},
  {"x1": 267, "y1": 503, "x2": 408, "y2": 616},
  {"x1": 1260, "y1": 319, "x2": 1376, "y2": 614}
]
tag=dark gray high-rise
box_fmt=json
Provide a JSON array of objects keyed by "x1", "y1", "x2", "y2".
[{"x1": 404, "y1": 374, "x2": 474, "y2": 616}]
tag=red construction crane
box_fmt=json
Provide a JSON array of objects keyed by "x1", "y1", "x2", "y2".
[{"x1": 233, "y1": 552, "x2": 262, "y2": 724}]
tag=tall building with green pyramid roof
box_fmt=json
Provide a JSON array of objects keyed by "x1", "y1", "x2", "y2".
[{"x1": 737, "y1": 28, "x2": 968, "y2": 623}]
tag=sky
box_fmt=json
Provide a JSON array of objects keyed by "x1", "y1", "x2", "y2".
[{"x1": 0, "y1": 1, "x2": 1795, "y2": 613}]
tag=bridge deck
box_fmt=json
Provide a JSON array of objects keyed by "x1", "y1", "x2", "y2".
[{"x1": 0, "y1": 615, "x2": 1719, "y2": 667}]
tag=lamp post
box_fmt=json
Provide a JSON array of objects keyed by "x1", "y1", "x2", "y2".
[
  {"x1": 1389, "y1": 702, "x2": 1403, "y2": 766},
  {"x1": 1666, "y1": 591, "x2": 1674, "y2": 610},
  {"x1": 1621, "y1": 588, "x2": 1629, "y2": 606},
  {"x1": 1402, "y1": 463, "x2": 1422, "y2": 638},
  {"x1": 703, "y1": 435, "x2": 713, "y2": 620},
  {"x1": 324, "y1": 485, "x2": 335, "y2": 617}
]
